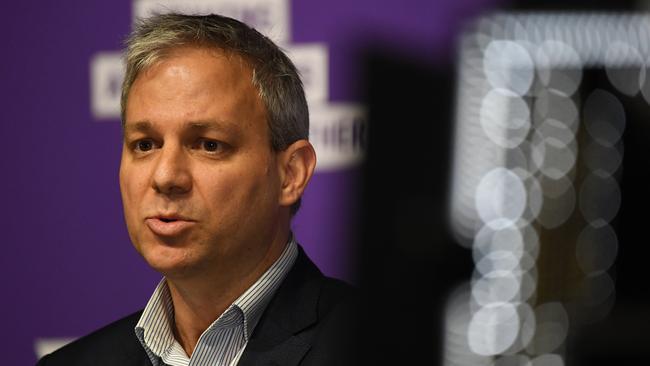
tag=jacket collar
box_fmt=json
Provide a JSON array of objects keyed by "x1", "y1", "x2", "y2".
[{"x1": 237, "y1": 246, "x2": 324, "y2": 366}]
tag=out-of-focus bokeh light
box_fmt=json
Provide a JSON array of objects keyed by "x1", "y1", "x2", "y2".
[
  {"x1": 533, "y1": 90, "x2": 580, "y2": 133},
  {"x1": 526, "y1": 303, "x2": 569, "y2": 355},
  {"x1": 583, "y1": 89, "x2": 626, "y2": 146},
  {"x1": 530, "y1": 354, "x2": 564, "y2": 366},
  {"x1": 475, "y1": 168, "x2": 528, "y2": 224},
  {"x1": 492, "y1": 354, "x2": 531, "y2": 366},
  {"x1": 578, "y1": 172, "x2": 621, "y2": 224},
  {"x1": 481, "y1": 89, "x2": 532, "y2": 148},
  {"x1": 535, "y1": 178, "x2": 576, "y2": 229},
  {"x1": 446, "y1": 11, "x2": 646, "y2": 366},
  {"x1": 468, "y1": 303, "x2": 521, "y2": 355},
  {"x1": 484, "y1": 40, "x2": 535, "y2": 95},
  {"x1": 582, "y1": 140, "x2": 623, "y2": 175},
  {"x1": 605, "y1": 41, "x2": 645, "y2": 97},
  {"x1": 473, "y1": 223, "x2": 527, "y2": 262},
  {"x1": 535, "y1": 41, "x2": 583, "y2": 96},
  {"x1": 575, "y1": 224, "x2": 618, "y2": 274}
]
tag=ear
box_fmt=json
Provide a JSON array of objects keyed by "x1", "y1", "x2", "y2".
[{"x1": 277, "y1": 139, "x2": 317, "y2": 208}]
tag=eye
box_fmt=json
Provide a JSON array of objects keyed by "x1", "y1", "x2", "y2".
[
  {"x1": 202, "y1": 140, "x2": 220, "y2": 152},
  {"x1": 131, "y1": 139, "x2": 155, "y2": 153},
  {"x1": 128, "y1": 138, "x2": 158, "y2": 154},
  {"x1": 137, "y1": 140, "x2": 154, "y2": 151},
  {"x1": 195, "y1": 139, "x2": 228, "y2": 154},
  {"x1": 190, "y1": 138, "x2": 229, "y2": 157}
]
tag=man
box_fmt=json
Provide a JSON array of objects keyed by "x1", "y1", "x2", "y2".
[{"x1": 38, "y1": 13, "x2": 356, "y2": 366}]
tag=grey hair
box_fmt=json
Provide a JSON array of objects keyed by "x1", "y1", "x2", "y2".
[{"x1": 121, "y1": 13, "x2": 309, "y2": 214}]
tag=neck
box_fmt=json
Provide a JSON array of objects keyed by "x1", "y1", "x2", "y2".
[{"x1": 167, "y1": 227, "x2": 290, "y2": 356}]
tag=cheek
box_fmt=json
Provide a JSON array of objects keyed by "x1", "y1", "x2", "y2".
[
  {"x1": 199, "y1": 165, "x2": 276, "y2": 213},
  {"x1": 119, "y1": 163, "x2": 149, "y2": 218},
  {"x1": 197, "y1": 169, "x2": 239, "y2": 206}
]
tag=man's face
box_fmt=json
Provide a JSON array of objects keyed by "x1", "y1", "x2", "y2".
[{"x1": 120, "y1": 46, "x2": 284, "y2": 279}]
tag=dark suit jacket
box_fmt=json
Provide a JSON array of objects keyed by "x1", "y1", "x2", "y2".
[{"x1": 37, "y1": 247, "x2": 358, "y2": 365}]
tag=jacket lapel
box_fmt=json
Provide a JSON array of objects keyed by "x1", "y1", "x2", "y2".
[
  {"x1": 125, "y1": 352, "x2": 154, "y2": 366},
  {"x1": 238, "y1": 246, "x2": 324, "y2": 366}
]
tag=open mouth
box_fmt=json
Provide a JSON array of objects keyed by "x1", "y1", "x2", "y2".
[{"x1": 145, "y1": 216, "x2": 194, "y2": 236}]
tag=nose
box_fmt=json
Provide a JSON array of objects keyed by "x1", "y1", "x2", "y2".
[{"x1": 152, "y1": 142, "x2": 192, "y2": 196}]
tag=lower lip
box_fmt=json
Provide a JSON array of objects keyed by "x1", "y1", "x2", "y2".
[{"x1": 145, "y1": 218, "x2": 195, "y2": 237}]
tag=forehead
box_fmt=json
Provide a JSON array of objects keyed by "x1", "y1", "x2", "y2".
[
  {"x1": 125, "y1": 46, "x2": 267, "y2": 134},
  {"x1": 129, "y1": 46, "x2": 255, "y2": 105}
]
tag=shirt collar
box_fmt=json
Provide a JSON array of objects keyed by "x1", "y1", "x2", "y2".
[
  {"x1": 134, "y1": 237, "x2": 298, "y2": 360},
  {"x1": 233, "y1": 237, "x2": 298, "y2": 339}
]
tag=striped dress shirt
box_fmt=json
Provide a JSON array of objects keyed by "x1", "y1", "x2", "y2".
[{"x1": 134, "y1": 238, "x2": 298, "y2": 366}]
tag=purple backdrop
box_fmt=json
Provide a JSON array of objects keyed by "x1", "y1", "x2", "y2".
[{"x1": 0, "y1": 0, "x2": 502, "y2": 363}]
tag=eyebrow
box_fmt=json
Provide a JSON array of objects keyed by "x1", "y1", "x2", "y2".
[
  {"x1": 123, "y1": 121, "x2": 153, "y2": 134},
  {"x1": 186, "y1": 120, "x2": 235, "y2": 134},
  {"x1": 123, "y1": 120, "x2": 238, "y2": 135}
]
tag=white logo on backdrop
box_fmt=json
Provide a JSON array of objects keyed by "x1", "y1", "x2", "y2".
[{"x1": 89, "y1": 0, "x2": 367, "y2": 172}]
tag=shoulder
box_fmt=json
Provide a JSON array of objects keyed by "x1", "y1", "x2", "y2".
[
  {"x1": 36, "y1": 310, "x2": 148, "y2": 366},
  {"x1": 303, "y1": 274, "x2": 361, "y2": 365},
  {"x1": 241, "y1": 250, "x2": 360, "y2": 365},
  {"x1": 316, "y1": 275, "x2": 357, "y2": 319},
  {"x1": 282, "y1": 246, "x2": 358, "y2": 319},
  {"x1": 287, "y1": 245, "x2": 358, "y2": 315},
  {"x1": 292, "y1": 249, "x2": 360, "y2": 360}
]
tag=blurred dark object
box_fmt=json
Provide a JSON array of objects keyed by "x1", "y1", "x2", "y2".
[{"x1": 357, "y1": 50, "x2": 472, "y2": 365}]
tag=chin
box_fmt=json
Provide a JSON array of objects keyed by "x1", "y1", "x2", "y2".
[{"x1": 137, "y1": 240, "x2": 198, "y2": 277}]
